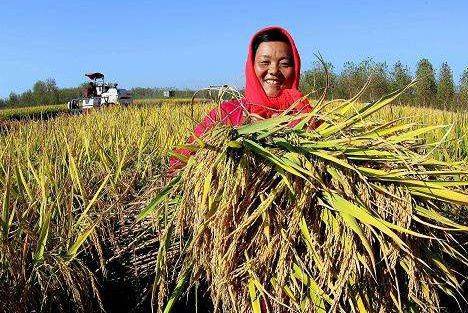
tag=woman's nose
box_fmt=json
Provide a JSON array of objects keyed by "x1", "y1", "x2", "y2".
[{"x1": 268, "y1": 63, "x2": 279, "y2": 74}]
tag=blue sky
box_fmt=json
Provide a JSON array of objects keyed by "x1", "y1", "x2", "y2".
[{"x1": 0, "y1": 0, "x2": 467, "y2": 97}]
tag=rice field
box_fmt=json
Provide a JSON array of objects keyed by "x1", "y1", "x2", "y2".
[
  {"x1": 0, "y1": 98, "x2": 466, "y2": 312},
  {"x1": 0, "y1": 103, "x2": 67, "y2": 121},
  {"x1": 376, "y1": 105, "x2": 468, "y2": 161},
  {"x1": 0, "y1": 102, "x2": 210, "y2": 312},
  {"x1": 0, "y1": 99, "x2": 198, "y2": 122}
]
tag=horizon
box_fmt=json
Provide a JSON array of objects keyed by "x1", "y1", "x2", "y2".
[{"x1": 1, "y1": 0, "x2": 467, "y2": 98}]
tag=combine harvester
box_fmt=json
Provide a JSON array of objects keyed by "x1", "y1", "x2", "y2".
[{"x1": 67, "y1": 72, "x2": 132, "y2": 113}]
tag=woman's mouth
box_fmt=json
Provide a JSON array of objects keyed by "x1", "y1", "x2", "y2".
[{"x1": 264, "y1": 78, "x2": 282, "y2": 86}]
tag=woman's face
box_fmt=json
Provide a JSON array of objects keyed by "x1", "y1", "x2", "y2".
[{"x1": 254, "y1": 41, "x2": 295, "y2": 97}]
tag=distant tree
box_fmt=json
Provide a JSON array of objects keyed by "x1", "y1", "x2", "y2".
[
  {"x1": 300, "y1": 60, "x2": 335, "y2": 99},
  {"x1": 0, "y1": 98, "x2": 6, "y2": 107},
  {"x1": 460, "y1": 68, "x2": 468, "y2": 108},
  {"x1": 335, "y1": 59, "x2": 390, "y2": 101},
  {"x1": 57, "y1": 86, "x2": 83, "y2": 103},
  {"x1": 19, "y1": 89, "x2": 35, "y2": 106},
  {"x1": 44, "y1": 78, "x2": 59, "y2": 105},
  {"x1": 337, "y1": 61, "x2": 366, "y2": 99},
  {"x1": 414, "y1": 58, "x2": 437, "y2": 107},
  {"x1": 33, "y1": 80, "x2": 48, "y2": 105},
  {"x1": 367, "y1": 61, "x2": 389, "y2": 101},
  {"x1": 131, "y1": 87, "x2": 165, "y2": 99},
  {"x1": 7, "y1": 92, "x2": 19, "y2": 106},
  {"x1": 31, "y1": 78, "x2": 59, "y2": 105},
  {"x1": 390, "y1": 61, "x2": 413, "y2": 105},
  {"x1": 174, "y1": 88, "x2": 196, "y2": 98},
  {"x1": 130, "y1": 87, "x2": 197, "y2": 99},
  {"x1": 436, "y1": 62, "x2": 455, "y2": 109}
]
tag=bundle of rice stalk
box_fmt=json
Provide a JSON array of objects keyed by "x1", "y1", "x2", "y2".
[{"x1": 138, "y1": 85, "x2": 468, "y2": 313}]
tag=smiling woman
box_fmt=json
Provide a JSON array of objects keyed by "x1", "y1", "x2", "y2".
[{"x1": 170, "y1": 26, "x2": 310, "y2": 170}]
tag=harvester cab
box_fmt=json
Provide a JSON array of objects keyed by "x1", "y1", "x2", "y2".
[{"x1": 67, "y1": 72, "x2": 132, "y2": 113}]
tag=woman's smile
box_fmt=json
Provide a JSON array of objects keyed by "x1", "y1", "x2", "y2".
[{"x1": 264, "y1": 78, "x2": 282, "y2": 85}]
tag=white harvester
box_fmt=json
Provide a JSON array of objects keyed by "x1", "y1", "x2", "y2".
[{"x1": 67, "y1": 72, "x2": 132, "y2": 112}]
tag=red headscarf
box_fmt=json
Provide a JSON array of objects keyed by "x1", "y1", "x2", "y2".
[{"x1": 245, "y1": 26, "x2": 309, "y2": 117}]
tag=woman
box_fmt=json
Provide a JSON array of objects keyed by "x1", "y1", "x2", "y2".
[{"x1": 170, "y1": 26, "x2": 311, "y2": 170}]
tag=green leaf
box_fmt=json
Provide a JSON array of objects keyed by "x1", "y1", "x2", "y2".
[
  {"x1": 414, "y1": 206, "x2": 468, "y2": 231},
  {"x1": 374, "y1": 178, "x2": 468, "y2": 205},
  {"x1": 340, "y1": 212, "x2": 376, "y2": 273},
  {"x1": 248, "y1": 279, "x2": 262, "y2": 313},
  {"x1": 243, "y1": 139, "x2": 306, "y2": 179},
  {"x1": 299, "y1": 217, "x2": 324, "y2": 271},
  {"x1": 65, "y1": 219, "x2": 98, "y2": 261},
  {"x1": 310, "y1": 150, "x2": 357, "y2": 173},
  {"x1": 237, "y1": 114, "x2": 293, "y2": 135},
  {"x1": 293, "y1": 263, "x2": 332, "y2": 305},
  {"x1": 323, "y1": 192, "x2": 407, "y2": 249},
  {"x1": 33, "y1": 208, "x2": 51, "y2": 263},
  {"x1": 74, "y1": 173, "x2": 111, "y2": 228},
  {"x1": 318, "y1": 81, "x2": 417, "y2": 137},
  {"x1": 363, "y1": 122, "x2": 416, "y2": 138},
  {"x1": 387, "y1": 125, "x2": 447, "y2": 144},
  {"x1": 1, "y1": 168, "x2": 12, "y2": 239},
  {"x1": 163, "y1": 268, "x2": 190, "y2": 313},
  {"x1": 137, "y1": 174, "x2": 181, "y2": 221}
]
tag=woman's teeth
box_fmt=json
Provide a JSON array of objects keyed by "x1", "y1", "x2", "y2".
[{"x1": 265, "y1": 79, "x2": 281, "y2": 86}]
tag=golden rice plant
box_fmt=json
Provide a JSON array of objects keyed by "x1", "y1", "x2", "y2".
[
  {"x1": 0, "y1": 103, "x2": 210, "y2": 312},
  {"x1": 0, "y1": 103, "x2": 67, "y2": 121},
  {"x1": 138, "y1": 85, "x2": 468, "y2": 312},
  {"x1": 376, "y1": 105, "x2": 468, "y2": 162}
]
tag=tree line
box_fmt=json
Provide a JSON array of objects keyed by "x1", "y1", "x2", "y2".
[
  {"x1": 0, "y1": 79, "x2": 84, "y2": 108},
  {"x1": 2, "y1": 58, "x2": 468, "y2": 110},
  {"x1": 0, "y1": 80, "x2": 197, "y2": 108},
  {"x1": 300, "y1": 58, "x2": 468, "y2": 110}
]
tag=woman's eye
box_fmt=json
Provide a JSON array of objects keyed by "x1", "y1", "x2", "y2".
[{"x1": 280, "y1": 61, "x2": 292, "y2": 67}]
